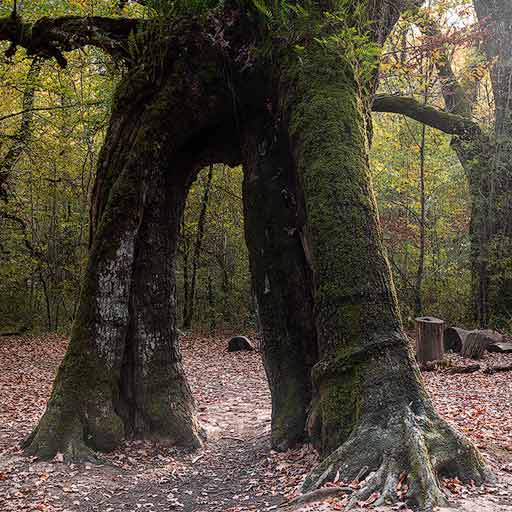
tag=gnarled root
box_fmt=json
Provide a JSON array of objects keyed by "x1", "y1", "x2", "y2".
[
  {"x1": 21, "y1": 403, "x2": 123, "y2": 462},
  {"x1": 302, "y1": 407, "x2": 490, "y2": 511}
]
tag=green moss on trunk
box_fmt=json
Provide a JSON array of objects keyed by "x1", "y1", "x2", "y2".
[{"x1": 281, "y1": 34, "x2": 488, "y2": 507}]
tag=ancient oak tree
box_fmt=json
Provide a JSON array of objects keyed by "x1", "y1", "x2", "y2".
[{"x1": 0, "y1": 0, "x2": 489, "y2": 508}]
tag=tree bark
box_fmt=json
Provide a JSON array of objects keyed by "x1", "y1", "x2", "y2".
[
  {"x1": 117, "y1": 165, "x2": 202, "y2": 445},
  {"x1": 372, "y1": 94, "x2": 479, "y2": 136},
  {"x1": 242, "y1": 112, "x2": 318, "y2": 451},
  {"x1": 283, "y1": 38, "x2": 487, "y2": 508},
  {"x1": 461, "y1": 331, "x2": 490, "y2": 360},
  {"x1": 444, "y1": 326, "x2": 470, "y2": 352},
  {"x1": 22, "y1": 19, "x2": 241, "y2": 459},
  {"x1": 11, "y1": 4, "x2": 490, "y2": 507}
]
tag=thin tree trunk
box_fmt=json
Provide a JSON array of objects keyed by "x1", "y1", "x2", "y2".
[
  {"x1": 0, "y1": 58, "x2": 41, "y2": 200},
  {"x1": 415, "y1": 123, "x2": 426, "y2": 317},
  {"x1": 183, "y1": 164, "x2": 213, "y2": 330},
  {"x1": 474, "y1": 0, "x2": 512, "y2": 326}
]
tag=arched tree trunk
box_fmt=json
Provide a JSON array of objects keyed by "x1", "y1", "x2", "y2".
[
  {"x1": 22, "y1": 21, "x2": 240, "y2": 459},
  {"x1": 242, "y1": 112, "x2": 318, "y2": 451},
  {"x1": 283, "y1": 41, "x2": 488, "y2": 508},
  {"x1": 5, "y1": 5, "x2": 490, "y2": 507}
]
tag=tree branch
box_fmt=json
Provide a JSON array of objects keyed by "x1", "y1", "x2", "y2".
[
  {"x1": 372, "y1": 94, "x2": 481, "y2": 137},
  {"x1": 0, "y1": 14, "x2": 141, "y2": 67},
  {"x1": 0, "y1": 57, "x2": 41, "y2": 201}
]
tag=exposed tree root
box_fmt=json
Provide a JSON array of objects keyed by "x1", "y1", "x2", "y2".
[
  {"x1": 302, "y1": 406, "x2": 490, "y2": 511},
  {"x1": 21, "y1": 385, "x2": 125, "y2": 462},
  {"x1": 22, "y1": 392, "x2": 204, "y2": 462}
]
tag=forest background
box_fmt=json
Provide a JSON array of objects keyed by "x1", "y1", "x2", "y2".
[{"x1": 0, "y1": 0, "x2": 490, "y2": 335}]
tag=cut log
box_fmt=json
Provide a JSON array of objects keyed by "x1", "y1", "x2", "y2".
[
  {"x1": 443, "y1": 327, "x2": 471, "y2": 352},
  {"x1": 415, "y1": 316, "x2": 444, "y2": 364},
  {"x1": 487, "y1": 342, "x2": 512, "y2": 353},
  {"x1": 480, "y1": 329, "x2": 503, "y2": 342},
  {"x1": 227, "y1": 336, "x2": 254, "y2": 352},
  {"x1": 483, "y1": 364, "x2": 512, "y2": 375},
  {"x1": 446, "y1": 364, "x2": 481, "y2": 374},
  {"x1": 444, "y1": 327, "x2": 504, "y2": 356},
  {"x1": 461, "y1": 331, "x2": 491, "y2": 359}
]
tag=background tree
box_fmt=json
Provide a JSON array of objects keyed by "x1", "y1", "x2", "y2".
[{"x1": 373, "y1": 0, "x2": 512, "y2": 328}]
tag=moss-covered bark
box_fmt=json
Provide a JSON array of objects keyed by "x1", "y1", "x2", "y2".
[
  {"x1": 21, "y1": 7, "x2": 490, "y2": 506},
  {"x1": 23, "y1": 18, "x2": 241, "y2": 459},
  {"x1": 242, "y1": 113, "x2": 318, "y2": 451},
  {"x1": 282, "y1": 40, "x2": 488, "y2": 508}
]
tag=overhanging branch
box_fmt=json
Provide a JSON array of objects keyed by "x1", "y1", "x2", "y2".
[
  {"x1": 372, "y1": 94, "x2": 481, "y2": 138},
  {"x1": 0, "y1": 14, "x2": 141, "y2": 66}
]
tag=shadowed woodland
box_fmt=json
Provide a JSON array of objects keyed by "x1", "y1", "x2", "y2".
[{"x1": 1, "y1": 0, "x2": 512, "y2": 511}]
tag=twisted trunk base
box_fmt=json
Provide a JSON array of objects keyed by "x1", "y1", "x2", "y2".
[{"x1": 303, "y1": 345, "x2": 488, "y2": 510}]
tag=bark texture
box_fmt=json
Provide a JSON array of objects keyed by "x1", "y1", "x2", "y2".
[
  {"x1": 23, "y1": 17, "x2": 241, "y2": 459},
  {"x1": 13, "y1": 4, "x2": 490, "y2": 508},
  {"x1": 281, "y1": 34, "x2": 487, "y2": 507},
  {"x1": 242, "y1": 112, "x2": 318, "y2": 451}
]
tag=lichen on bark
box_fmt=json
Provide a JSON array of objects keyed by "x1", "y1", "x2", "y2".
[{"x1": 22, "y1": 15, "x2": 240, "y2": 459}]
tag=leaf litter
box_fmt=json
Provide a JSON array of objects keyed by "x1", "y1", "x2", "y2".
[{"x1": 0, "y1": 335, "x2": 511, "y2": 511}]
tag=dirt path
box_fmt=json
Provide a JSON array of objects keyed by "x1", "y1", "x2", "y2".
[
  {"x1": 0, "y1": 334, "x2": 312, "y2": 512},
  {"x1": 1, "y1": 334, "x2": 512, "y2": 512}
]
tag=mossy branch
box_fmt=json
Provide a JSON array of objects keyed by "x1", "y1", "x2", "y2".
[{"x1": 372, "y1": 94, "x2": 482, "y2": 138}]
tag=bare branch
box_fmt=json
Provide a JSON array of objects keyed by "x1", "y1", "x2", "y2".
[{"x1": 0, "y1": 15, "x2": 141, "y2": 67}]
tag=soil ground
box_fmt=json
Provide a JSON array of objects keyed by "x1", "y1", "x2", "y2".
[{"x1": 0, "y1": 334, "x2": 511, "y2": 512}]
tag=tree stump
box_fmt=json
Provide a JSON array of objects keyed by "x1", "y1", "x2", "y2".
[{"x1": 415, "y1": 317, "x2": 445, "y2": 364}]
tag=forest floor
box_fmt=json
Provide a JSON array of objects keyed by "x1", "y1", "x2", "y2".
[{"x1": 0, "y1": 334, "x2": 511, "y2": 512}]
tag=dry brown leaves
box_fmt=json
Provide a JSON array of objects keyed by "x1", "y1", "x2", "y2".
[{"x1": 0, "y1": 335, "x2": 511, "y2": 512}]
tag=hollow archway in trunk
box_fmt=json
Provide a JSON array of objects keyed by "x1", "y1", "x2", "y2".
[
  {"x1": 22, "y1": 27, "x2": 317, "y2": 457},
  {"x1": 14, "y1": 5, "x2": 489, "y2": 508}
]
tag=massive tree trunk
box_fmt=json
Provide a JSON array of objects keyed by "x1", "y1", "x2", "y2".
[
  {"x1": 283, "y1": 38, "x2": 487, "y2": 508},
  {"x1": 22, "y1": 19, "x2": 240, "y2": 459},
  {"x1": 242, "y1": 112, "x2": 318, "y2": 451},
  {"x1": 5, "y1": 4, "x2": 490, "y2": 507}
]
